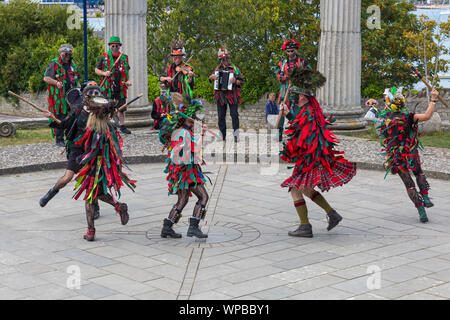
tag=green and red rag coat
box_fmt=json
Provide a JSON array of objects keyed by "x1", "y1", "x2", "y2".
[
  {"x1": 213, "y1": 63, "x2": 242, "y2": 106},
  {"x1": 164, "y1": 126, "x2": 206, "y2": 196},
  {"x1": 280, "y1": 96, "x2": 356, "y2": 192},
  {"x1": 72, "y1": 121, "x2": 136, "y2": 204},
  {"x1": 275, "y1": 56, "x2": 309, "y2": 106},
  {"x1": 100, "y1": 50, "x2": 130, "y2": 99},
  {"x1": 376, "y1": 112, "x2": 423, "y2": 178}
]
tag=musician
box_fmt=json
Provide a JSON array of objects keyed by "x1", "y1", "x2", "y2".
[
  {"x1": 208, "y1": 48, "x2": 244, "y2": 142},
  {"x1": 43, "y1": 44, "x2": 80, "y2": 147},
  {"x1": 159, "y1": 39, "x2": 195, "y2": 98},
  {"x1": 95, "y1": 36, "x2": 132, "y2": 134},
  {"x1": 275, "y1": 39, "x2": 310, "y2": 106}
]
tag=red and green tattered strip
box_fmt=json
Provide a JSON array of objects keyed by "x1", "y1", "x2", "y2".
[
  {"x1": 72, "y1": 124, "x2": 136, "y2": 203},
  {"x1": 101, "y1": 50, "x2": 129, "y2": 99},
  {"x1": 280, "y1": 98, "x2": 356, "y2": 192},
  {"x1": 164, "y1": 128, "x2": 206, "y2": 195},
  {"x1": 376, "y1": 114, "x2": 423, "y2": 178},
  {"x1": 213, "y1": 63, "x2": 241, "y2": 105},
  {"x1": 46, "y1": 57, "x2": 79, "y2": 136}
]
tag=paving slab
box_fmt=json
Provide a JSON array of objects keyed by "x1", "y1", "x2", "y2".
[{"x1": 0, "y1": 163, "x2": 449, "y2": 299}]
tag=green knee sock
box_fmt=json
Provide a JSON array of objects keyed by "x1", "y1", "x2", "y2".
[
  {"x1": 294, "y1": 199, "x2": 309, "y2": 225},
  {"x1": 311, "y1": 192, "x2": 333, "y2": 214}
]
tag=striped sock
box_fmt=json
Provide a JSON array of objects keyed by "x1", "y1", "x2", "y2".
[
  {"x1": 294, "y1": 200, "x2": 309, "y2": 225},
  {"x1": 311, "y1": 191, "x2": 333, "y2": 214}
]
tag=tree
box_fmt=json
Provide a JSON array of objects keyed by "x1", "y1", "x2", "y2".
[
  {"x1": 360, "y1": 0, "x2": 424, "y2": 97},
  {"x1": 146, "y1": 0, "x2": 321, "y2": 104},
  {"x1": 0, "y1": 0, "x2": 104, "y2": 96},
  {"x1": 404, "y1": 14, "x2": 450, "y2": 97}
]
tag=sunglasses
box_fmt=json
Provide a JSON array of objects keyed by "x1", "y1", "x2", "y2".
[
  {"x1": 62, "y1": 53, "x2": 72, "y2": 57},
  {"x1": 110, "y1": 44, "x2": 121, "y2": 48},
  {"x1": 286, "y1": 49, "x2": 295, "y2": 53},
  {"x1": 88, "y1": 90, "x2": 101, "y2": 96}
]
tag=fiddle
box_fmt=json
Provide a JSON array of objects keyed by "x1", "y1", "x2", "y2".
[{"x1": 174, "y1": 62, "x2": 199, "y2": 78}]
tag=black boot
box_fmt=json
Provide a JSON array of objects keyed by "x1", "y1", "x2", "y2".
[
  {"x1": 161, "y1": 218, "x2": 182, "y2": 238},
  {"x1": 288, "y1": 224, "x2": 313, "y2": 238},
  {"x1": 326, "y1": 209, "x2": 343, "y2": 231},
  {"x1": 187, "y1": 218, "x2": 208, "y2": 239},
  {"x1": 93, "y1": 202, "x2": 100, "y2": 220},
  {"x1": 39, "y1": 188, "x2": 59, "y2": 207},
  {"x1": 120, "y1": 125, "x2": 131, "y2": 134}
]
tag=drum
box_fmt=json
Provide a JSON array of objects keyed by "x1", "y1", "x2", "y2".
[
  {"x1": 214, "y1": 70, "x2": 234, "y2": 91},
  {"x1": 65, "y1": 87, "x2": 83, "y2": 109}
]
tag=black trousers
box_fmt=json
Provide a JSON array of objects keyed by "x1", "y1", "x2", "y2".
[
  {"x1": 54, "y1": 113, "x2": 66, "y2": 143},
  {"x1": 217, "y1": 102, "x2": 239, "y2": 139}
]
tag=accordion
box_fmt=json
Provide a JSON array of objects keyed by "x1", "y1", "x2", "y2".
[{"x1": 214, "y1": 70, "x2": 234, "y2": 91}]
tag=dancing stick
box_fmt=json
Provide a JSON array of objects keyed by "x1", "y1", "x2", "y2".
[
  {"x1": 409, "y1": 64, "x2": 448, "y2": 108},
  {"x1": 275, "y1": 82, "x2": 291, "y2": 128},
  {"x1": 100, "y1": 52, "x2": 123, "y2": 87},
  {"x1": 8, "y1": 91, "x2": 61, "y2": 124},
  {"x1": 117, "y1": 93, "x2": 144, "y2": 112}
]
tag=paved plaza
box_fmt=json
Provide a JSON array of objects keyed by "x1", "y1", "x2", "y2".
[{"x1": 0, "y1": 163, "x2": 449, "y2": 300}]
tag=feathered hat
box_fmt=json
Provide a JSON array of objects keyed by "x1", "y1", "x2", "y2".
[
  {"x1": 171, "y1": 38, "x2": 186, "y2": 56},
  {"x1": 383, "y1": 86, "x2": 406, "y2": 112},
  {"x1": 282, "y1": 39, "x2": 300, "y2": 51},
  {"x1": 158, "y1": 93, "x2": 204, "y2": 145},
  {"x1": 287, "y1": 67, "x2": 326, "y2": 97},
  {"x1": 218, "y1": 47, "x2": 229, "y2": 59}
]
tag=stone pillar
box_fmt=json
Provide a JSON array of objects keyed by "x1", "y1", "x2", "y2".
[
  {"x1": 317, "y1": 0, "x2": 367, "y2": 130},
  {"x1": 105, "y1": 0, "x2": 151, "y2": 127}
]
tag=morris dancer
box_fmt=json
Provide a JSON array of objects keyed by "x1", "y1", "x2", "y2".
[
  {"x1": 40, "y1": 82, "x2": 100, "y2": 220},
  {"x1": 279, "y1": 67, "x2": 357, "y2": 237},
  {"x1": 158, "y1": 93, "x2": 209, "y2": 239},
  {"x1": 71, "y1": 83, "x2": 136, "y2": 241},
  {"x1": 375, "y1": 87, "x2": 438, "y2": 223}
]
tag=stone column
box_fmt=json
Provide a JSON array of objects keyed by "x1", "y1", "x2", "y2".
[
  {"x1": 105, "y1": 0, "x2": 151, "y2": 127},
  {"x1": 317, "y1": 0, "x2": 367, "y2": 130}
]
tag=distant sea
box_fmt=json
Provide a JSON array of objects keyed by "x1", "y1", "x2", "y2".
[{"x1": 87, "y1": 8, "x2": 449, "y2": 89}]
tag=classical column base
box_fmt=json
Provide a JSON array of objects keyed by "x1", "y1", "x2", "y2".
[
  {"x1": 123, "y1": 105, "x2": 152, "y2": 127},
  {"x1": 323, "y1": 108, "x2": 368, "y2": 131}
]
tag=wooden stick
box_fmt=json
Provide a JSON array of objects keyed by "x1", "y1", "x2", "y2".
[
  {"x1": 8, "y1": 91, "x2": 61, "y2": 124},
  {"x1": 100, "y1": 52, "x2": 123, "y2": 87},
  {"x1": 409, "y1": 64, "x2": 448, "y2": 108},
  {"x1": 275, "y1": 83, "x2": 291, "y2": 128},
  {"x1": 117, "y1": 93, "x2": 143, "y2": 112},
  {"x1": 175, "y1": 111, "x2": 221, "y2": 139}
]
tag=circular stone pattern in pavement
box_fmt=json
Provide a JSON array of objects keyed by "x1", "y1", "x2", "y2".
[{"x1": 146, "y1": 221, "x2": 260, "y2": 248}]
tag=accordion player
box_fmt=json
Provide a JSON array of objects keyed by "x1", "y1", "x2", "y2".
[{"x1": 214, "y1": 70, "x2": 235, "y2": 91}]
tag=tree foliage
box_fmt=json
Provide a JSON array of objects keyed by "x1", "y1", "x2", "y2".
[
  {"x1": 147, "y1": 0, "x2": 447, "y2": 103},
  {"x1": 0, "y1": 0, "x2": 104, "y2": 97},
  {"x1": 146, "y1": 0, "x2": 320, "y2": 104}
]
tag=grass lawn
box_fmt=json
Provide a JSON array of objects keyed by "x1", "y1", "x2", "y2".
[
  {"x1": 0, "y1": 127, "x2": 54, "y2": 146},
  {"x1": 348, "y1": 124, "x2": 450, "y2": 149}
]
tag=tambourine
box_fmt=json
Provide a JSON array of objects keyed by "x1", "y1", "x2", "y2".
[{"x1": 66, "y1": 87, "x2": 83, "y2": 109}]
